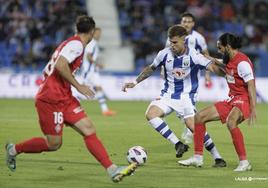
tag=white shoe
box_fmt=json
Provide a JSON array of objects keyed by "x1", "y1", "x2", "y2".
[
  {"x1": 181, "y1": 127, "x2": 193, "y2": 144},
  {"x1": 178, "y1": 156, "x2": 203, "y2": 167},
  {"x1": 233, "y1": 160, "x2": 252, "y2": 172}
]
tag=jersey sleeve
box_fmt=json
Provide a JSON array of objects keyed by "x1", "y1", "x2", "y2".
[
  {"x1": 197, "y1": 34, "x2": 208, "y2": 52},
  {"x1": 237, "y1": 61, "x2": 254, "y2": 82},
  {"x1": 85, "y1": 40, "x2": 98, "y2": 62},
  {"x1": 191, "y1": 51, "x2": 211, "y2": 68},
  {"x1": 150, "y1": 50, "x2": 166, "y2": 68},
  {"x1": 59, "y1": 40, "x2": 83, "y2": 63}
]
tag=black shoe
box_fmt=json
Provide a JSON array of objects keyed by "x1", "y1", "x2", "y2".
[
  {"x1": 212, "y1": 158, "x2": 227, "y2": 168},
  {"x1": 175, "y1": 142, "x2": 189, "y2": 158}
]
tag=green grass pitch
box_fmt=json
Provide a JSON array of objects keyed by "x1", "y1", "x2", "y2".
[{"x1": 0, "y1": 99, "x2": 267, "y2": 188}]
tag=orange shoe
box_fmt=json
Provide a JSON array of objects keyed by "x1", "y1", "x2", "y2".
[{"x1": 102, "y1": 110, "x2": 116, "y2": 116}]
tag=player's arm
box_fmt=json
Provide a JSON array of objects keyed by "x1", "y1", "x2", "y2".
[
  {"x1": 202, "y1": 49, "x2": 212, "y2": 87},
  {"x1": 238, "y1": 61, "x2": 257, "y2": 126},
  {"x1": 247, "y1": 79, "x2": 257, "y2": 126},
  {"x1": 122, "y1": 65, "x2": 157, "y2": 92},
  {"x1": 55, "y1": 56, "x2": 95, "y2": 98},
  {"x1": 207, "y1": 62, "x2": 226, "y2": 76}
]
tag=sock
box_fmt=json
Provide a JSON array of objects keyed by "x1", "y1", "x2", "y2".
[
  {"x1": 204, "y1": 133, "x2": 222, "y2": 159},
  {"x1": 15, "y1": 137, "x2": 49, "y2": 154},
  {"x1": 96, "y1": 91, "x2": 108, "y2": 112},
  {"x1": 230, "y1": 127, "x2": 247, "y2": 160},
  {"x1": 84, "y1": 133, "x2": 113, "y2": 169},
  {"x1": 149, "y1": 117, "x2": 179, "y2": 145},
  {"x1": 194, "y1": 123, "x2": 206, "y2": 155}
]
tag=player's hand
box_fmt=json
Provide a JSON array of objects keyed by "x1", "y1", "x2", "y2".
[
  {"x1": 122, "y1": 82, "x2": 137, "y2": 92},
  {"x1": 77, "y1": 84, "x2": 95, "y2": 99},
  {"x1": 248, "y1": 108, "x2": 257, "y2": 126}
]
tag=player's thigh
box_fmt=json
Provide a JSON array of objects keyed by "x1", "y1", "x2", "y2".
[
  {"x1": 145, "y1": 99, "x2": 172, "y2": 119},
  {"x1": 195, "y1": 104, "x2": 221, "y2": 124},
  {"x1": 226, "y1": 107, "x2": 244, "y2": 130},
  {"x1": 72, "y1": 117, "x2": 96, "y2": 136},
  {"x1": 35, "y1": 100, "x2": 64, "y2": 136},
  {"x1": 63, "y1": 97, "x2": 91, "y2": 135}
]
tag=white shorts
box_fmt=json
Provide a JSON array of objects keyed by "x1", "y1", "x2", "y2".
[{"x1": 147, "y1": 96, "x2": 196, "y2": 119}]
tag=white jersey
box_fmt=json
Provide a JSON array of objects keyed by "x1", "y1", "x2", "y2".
[
  {"x1": 79, "y1": 39, "x2": 100, "y2": 79},
  {"x1": 151, "y1": 47, "x2": 211, "y2": 103},
  {"x1": 166, "y1": 30, "x2": 207, "y2": 53}
]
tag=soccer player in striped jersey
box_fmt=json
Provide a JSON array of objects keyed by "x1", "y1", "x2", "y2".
[
  {"x1": 74, "y1": 27, "x2": 116, "y2": 116},
  {"x1": 166, "y1": 12, "x2": 213, "y2": 147},
  {"x1": 122, "y1": 25, "x2": 226, "y2": 167}
]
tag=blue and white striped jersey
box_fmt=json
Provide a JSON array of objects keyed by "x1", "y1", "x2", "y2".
[
  {"x1": 185, "y1": 30, "x2": 207, "y2": 53},
  {"x1": 151, "y1": 47, "x2": 211, "y2": 102},
  {"x1": 79, "y1": 39, "x2": 100, "y2": 78}
]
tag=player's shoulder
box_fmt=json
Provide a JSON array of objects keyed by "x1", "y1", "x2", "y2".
[
  {"x1": 157, "y1": 47, "x2": 171, "y2": 57},
  {"x1": 64, "y1": 36, "x2": 83, "y2": 49},
  {"x1": 191, "y1": 30, "x2": 205, "y2": 40}
]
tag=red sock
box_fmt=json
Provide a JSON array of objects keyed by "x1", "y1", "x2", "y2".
[
  {"x1": 15, "y1": 137, "x2": 49, "y2": 154},
  {"x1": 84, "y1": 134, "x2": 113, "y2": 169},
  {"x1": 194, "y1": 123, "x2": 206, "y2": 155},
  {"x1": 230, "y1": 127, "x2": 247, "y2": 160}
]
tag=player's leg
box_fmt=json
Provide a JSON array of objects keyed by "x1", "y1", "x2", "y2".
[
  {"x1": 183, "y1": 116, "x2": 226, "y2": 167},
  {"x1": 6, "y1": 100, "x2": 64, "y2": 172},
  {"x1": 65, "y1": 98, "x2": 136, "y2": 182},
  {"x1": 226, "y1": 107, "x2": 251, "y2": 171},
  {"x1": 90, "y1": 72, "x2": 115, "y2": 116},
  {"x1": 145, "y1": 99, "x2": 188, "y2": 158},
  {"x1": 178, "y1": 105, "x2": 221, "y2": 167},
  {"x1": 94, "y1": 86, "x2": 116, "y2": 116}
]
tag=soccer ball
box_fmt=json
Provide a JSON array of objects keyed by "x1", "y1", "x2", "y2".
[{"x1": 127, "y1": 146, "x2": 147, "y2": 165}]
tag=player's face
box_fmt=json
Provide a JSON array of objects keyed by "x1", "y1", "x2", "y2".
[
  {"x1": 86, "y1": 29, "x2": 95, "y2": 44},
  {"x1": 181, "y1": 17, "x2": 194, "y2": 33},
  {"x1": 217, "y1": 41, "x2": 230, "y2": 64},
  {"x1": 169, "y1": 35, "x2": 186, "y2": 55}
]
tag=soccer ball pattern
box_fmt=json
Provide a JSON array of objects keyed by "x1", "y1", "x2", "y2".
[{"x1": 127, "y1": 146, "x2": 147, "y2": 165}]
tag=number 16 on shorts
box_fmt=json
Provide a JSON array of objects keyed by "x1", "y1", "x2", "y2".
[{"x1": 53, "y1": 112, "x2": 63, "y2": 133}]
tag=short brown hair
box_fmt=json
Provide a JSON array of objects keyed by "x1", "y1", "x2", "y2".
[
  {"x1": 76, "y1": 15, "x2": 95, "y2": 33},
  {"x1": 168, "y1": 25, "x2": 187, "y2": 38}
]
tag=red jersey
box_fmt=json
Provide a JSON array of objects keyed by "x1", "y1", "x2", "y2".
[
  {"x1": 36, "y1": 36, "x2": 84, "y2": 104},
  {"x1": 225, "y1": 52, "x2": 254, "y2": 99}
]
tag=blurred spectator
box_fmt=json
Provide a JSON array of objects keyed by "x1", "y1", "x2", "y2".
[
  {"x1": 0, "y1": 0, "x2": 87, "y2": 72},
  {"x1": 116, "y1": 0, "x2": 268, "y2": 71}
]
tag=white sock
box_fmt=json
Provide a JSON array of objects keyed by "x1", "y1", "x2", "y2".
[
  {"x1": 96, "y1": 91, "x2": 108, "y2": 112},
  {"x1": 194, "y1": 154, "x2": 203, "y2": 161}
]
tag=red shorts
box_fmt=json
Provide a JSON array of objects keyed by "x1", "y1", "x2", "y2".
[
  {"x1": 35, "y1": 97, "x2": 87, "y2": 135},
  {"x1": 214, "y1": 96, "x2": 250, "y2": 124}
]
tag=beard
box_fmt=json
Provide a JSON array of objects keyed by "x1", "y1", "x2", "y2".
[{"x1": 222, "y1": 51, "x2": 230, "y2": 65}]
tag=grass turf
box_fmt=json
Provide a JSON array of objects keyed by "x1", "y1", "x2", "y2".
[{"x1": 0, "y1": 99, "x2": 267, "y2": 188}]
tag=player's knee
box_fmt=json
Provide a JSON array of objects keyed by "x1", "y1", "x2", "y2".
[
  {"x1": 226, "y1": 117, "x2": 237, "y2": 130},
  {"x1": 145, "y1": 111, "x2": 157, "y2": 121},
  {"x1": 195, "y1": 113, "x2": 205, "y2": 124},
  {"x1": 47, "y1": 140, "x2": 62, "y2": 151}
]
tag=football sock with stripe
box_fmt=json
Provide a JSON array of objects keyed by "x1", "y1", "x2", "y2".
[{"x1": 149, "y1": 117, "x2": 180, "y2": 145}]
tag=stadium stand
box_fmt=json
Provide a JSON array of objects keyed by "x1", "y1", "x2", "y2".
[
  {"x1": 0, "y1": 0, "x2": 267, "y2": 76},
  {"x1": 116, "y1": 0, "x2": 268, "y2": 75},
  {"x1": 0, "y1": 0, "x2": 87, "y2": 72}
]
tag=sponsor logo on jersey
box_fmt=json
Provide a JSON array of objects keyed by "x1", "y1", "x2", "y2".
[
  {"x1": 73, "y1": 107, "x2": 83, "y2": 114},
  {"x1": 172, "y1": 68, "x2": 186, "y2": 79}
]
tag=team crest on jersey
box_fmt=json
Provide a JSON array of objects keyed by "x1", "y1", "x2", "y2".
[
  {"x1": 55, "y1": 124, "x2": 61, "y2": 133},
  {"x1": 226, "y1": 74, "x2": 235, "y2": 83},
  {"x1": 182, "y1": 57, "x2": 190, "y2": 68},
  {"x1": 226, "y1": 69, "x2": 235, "y2": 83}
]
